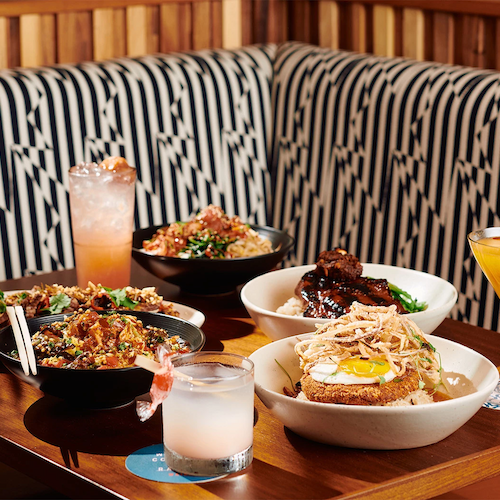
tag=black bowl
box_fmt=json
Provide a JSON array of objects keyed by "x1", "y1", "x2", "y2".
[
  {"x1": 132, "y1": 224, "x2": 295, "y2": 294},
  {"x1": 0, "y1": 311, "x2": 205, "y2": 409}
]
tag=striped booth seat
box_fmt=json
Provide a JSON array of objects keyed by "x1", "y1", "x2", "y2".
[
  {"x1": 271, "y1": 42, "x2": 500, "y2": 331},
  {"x1": 1, "y1": 41, "x2": 500, "y2": 330},
  {"x1": 0, "y1": 44, "x2": 276, "y2": 281}
]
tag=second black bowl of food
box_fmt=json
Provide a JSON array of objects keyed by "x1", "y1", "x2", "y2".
[
  {"x1": 0, "y1": 311, "x2": 205, "y2": 409},
  {"x1": 132, "y1": 224, "x2": 295, "y2": 295}
]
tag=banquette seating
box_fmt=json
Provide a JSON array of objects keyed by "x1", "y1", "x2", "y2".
[{"x1": 1, "y1": 41, "x2": 499, "y2": 330}]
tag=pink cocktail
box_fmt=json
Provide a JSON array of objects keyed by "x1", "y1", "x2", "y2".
[
  {"x1": 68, "y1": 157, "x2": 136, "y2": 289},
  {"x1": 162, "y1": 352, "x2": 254, "y2": 476}
]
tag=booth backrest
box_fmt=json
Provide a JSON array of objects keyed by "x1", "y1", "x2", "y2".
[
  {"x1": 271, "y1": 42, "x2": 500, "y2": 331},
  {"x1": 0, "y1": 44, "x2": 275, "y2": 279},
  {"x1": 1, "y1": 40, "x2": 500, "y2": 330}
]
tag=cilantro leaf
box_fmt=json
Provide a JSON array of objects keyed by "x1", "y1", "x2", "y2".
[
  {"x1": 48, "y1": 293, "x2": 72, "y2": 314},
  {"x1": 107, "y1": 288, "x2": 138, "y2": 310}
]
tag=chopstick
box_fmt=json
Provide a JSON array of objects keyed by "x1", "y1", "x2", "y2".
[{"x1": 6, "y1": 306, "x2": 37, "y2": 376}]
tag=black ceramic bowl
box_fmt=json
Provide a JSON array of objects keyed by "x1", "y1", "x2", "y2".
[
  {"x1": 0, "y1": 311, "x2": 205, "y2": 409},
  {"x1": 132, "y1": 224, "x2": 295, "y2": 295}
]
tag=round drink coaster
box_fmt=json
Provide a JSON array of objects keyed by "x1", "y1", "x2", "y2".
[{"x1": 126, "y1": 444, "x2": 226, "y2": 483}]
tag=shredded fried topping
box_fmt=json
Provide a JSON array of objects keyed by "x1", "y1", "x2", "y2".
[{"x1": 295, "y1": 302, "x2": 441, "y2": 388}]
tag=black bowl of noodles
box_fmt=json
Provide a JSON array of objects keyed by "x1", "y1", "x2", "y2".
[
  {"x1": 0, "y1": 310, "x2": 205, "y2": 409},
  {"x1": 132, "y1": 224, "x2": 295, "y2": 295}
]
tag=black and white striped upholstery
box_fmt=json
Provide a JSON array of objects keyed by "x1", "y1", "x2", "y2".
[
  {"x1": 2, "y1": 39, "x2": 500, "y2": 330},
  {"x1": 0, "y1": 45, "x2": 275, "y2": 280},
  {"x1": 271, "y1": 42, "x2": 500, "y2": 330}
]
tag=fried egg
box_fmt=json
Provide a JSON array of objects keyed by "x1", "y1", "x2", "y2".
[{"x1": 309, "y1": 356, "x2": 397, "y2": 385}]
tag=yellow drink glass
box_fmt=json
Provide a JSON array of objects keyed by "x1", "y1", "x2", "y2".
[{"x1": 468, "y1": 228, "x2": 500, "y2": 297}]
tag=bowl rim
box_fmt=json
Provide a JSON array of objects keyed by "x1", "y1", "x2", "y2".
[
  {"x1": 241, "y1": 263, "x2": 459, "y2": 321},
  {"x1": 132, "y1": 223, "x2": 295, "y2": 263},
  {"x1": 0, "y1": 310, "x2": 206, "y2": 373},
  {"x1": 249, "y1": 333, "x2": 499, "y2": 412}
]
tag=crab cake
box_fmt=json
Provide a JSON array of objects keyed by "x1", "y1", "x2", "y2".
[{"x1": 300, "y1": 369, "x2": 420, "y2": 406}]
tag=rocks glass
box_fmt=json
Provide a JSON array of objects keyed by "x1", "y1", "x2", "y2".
[{"x1": 162, "y1": 352, "x2": 254, "y2": 476}]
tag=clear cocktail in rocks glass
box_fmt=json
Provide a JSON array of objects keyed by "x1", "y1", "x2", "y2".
[
  {"x1": 68, "y1": 157, "x2": 137, "y2": 289},
  {"x1": 162, "y1": 351, "x2": 254, "y2": 476}
]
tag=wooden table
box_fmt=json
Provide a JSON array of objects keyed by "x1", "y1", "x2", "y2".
[{"x1": 1, "y1": 262, "x2": 500, "y2": 500}]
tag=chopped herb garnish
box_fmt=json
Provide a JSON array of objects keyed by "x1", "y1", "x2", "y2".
[
  {"x1": 181, "y1": 230, "x2": 233, "y2": 259},
  {"x1": 45, "y1": 293, "x2": 72, "y2": 314},
  {"x1": 103, "y1": 287, "x2": 138, "y2": 310},
  {"x1": 75, "y1": 350, "x2": 83, "y2": 356},
  {"x1": 118, "y1": 343, "x2": 127, "y2": 351},
  {"x1": 378, "y1": 375, "x2": 386, "y2": 385}
]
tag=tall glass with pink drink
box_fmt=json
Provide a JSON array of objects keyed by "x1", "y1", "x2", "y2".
[{"x1": 68, "y1": 157, "x2": 137, "y2": 289}]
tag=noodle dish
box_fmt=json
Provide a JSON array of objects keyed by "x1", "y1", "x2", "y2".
[
  {"x1": 142, "y1": 205, "x2": 273, "y2": 259},
  {"x1": 10, "y1": 309, "x2": 190, "y2": 370}
]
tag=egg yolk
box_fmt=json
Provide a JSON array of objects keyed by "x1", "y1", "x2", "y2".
[{"x1": 337, "y1": 357, "x2": 391, "y2": 378}]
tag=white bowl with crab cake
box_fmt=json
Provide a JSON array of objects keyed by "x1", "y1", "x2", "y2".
[
  {"x1": 241, "y1": 251, "x2": 458, "y2": 340},
  {"x1": 249, "y1": 303, "x2": 498, "y2": 449}
]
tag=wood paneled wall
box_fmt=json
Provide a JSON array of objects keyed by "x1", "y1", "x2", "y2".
[
  {"x1": 1, "y1": 1, "x2": 500, "y2": 70},
  {"x1": 317, "y1": 1, "x2": 500, "y2": 71}
]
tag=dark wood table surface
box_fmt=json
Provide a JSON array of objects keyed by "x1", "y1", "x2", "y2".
[{"x1": 1, "y1": 262, "x2": 500, "y2": 500}]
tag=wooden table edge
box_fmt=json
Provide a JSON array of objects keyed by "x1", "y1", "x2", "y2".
[
  {"x1": 0, "y1": 434, "x2": 124, "y2": 500},
  {"x1": 337, "y1": 444, "x2": 500, "y2": 499}
]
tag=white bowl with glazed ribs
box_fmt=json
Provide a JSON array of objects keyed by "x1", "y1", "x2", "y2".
[{"x1": 241, "y1": 263, "x2": 458, "y2": 340}]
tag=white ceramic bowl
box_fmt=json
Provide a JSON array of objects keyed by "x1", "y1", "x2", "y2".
[
  {"x1": 249, "y1": 334, "x2": 499, "y2": 449},
  {"x1": 241, "y1": 264, "x2": 458, "y2": 340}
]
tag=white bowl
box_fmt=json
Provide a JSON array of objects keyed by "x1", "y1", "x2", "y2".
[
  {"x1": 241, "y1": 264, "x2": 458, "y2": 339},
  {"x1": 249, "y1": 334, "x2": 499, "y2": 449}
]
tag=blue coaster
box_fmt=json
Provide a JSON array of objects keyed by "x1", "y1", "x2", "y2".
[{"x1": 126, "y1": 444, "x2": 225, "y2": 483}]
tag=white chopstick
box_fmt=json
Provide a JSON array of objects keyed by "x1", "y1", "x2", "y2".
[
  {"x1": 15, "y1": 306, "x2": 37, "y2": 375},
  {"x1": 6, "y1": 306, "x2": 37, "y2": 375},
  {"x1": 6, "y1": 306, "x2": 29, "y2": 375}
]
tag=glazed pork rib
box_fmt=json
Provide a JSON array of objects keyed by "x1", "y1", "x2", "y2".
[{"x1": 295, "y1": 249, "x2": 406, "y2": 319}]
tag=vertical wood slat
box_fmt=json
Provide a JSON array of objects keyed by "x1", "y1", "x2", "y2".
[
  {"x1": 403, "y1": 7, "x2": 425, "y2": 61},
  {"x1": 267, "y1": 0, "x2": 284, "y2": 43},
  {"x1": 193, "y1": 2, "x2": 211, "y2": 50},
  {"x1": 372, "y1": 4, "x2": 395, "y2": 57},
  {"x1": 318, "y1": 0, "x2": 339, "y2": 50},
  {"x1": 160, "y1": 3, "x2": 181, "y2": 52},
  {"x1": 93, "y1": 8, "x2": 126, "y2": 61},
  {"x1": 0, "y1": 17, "x2": 19, "y2": 69},
  {"x1": 57, "y1": 12, "x2": 93, "y2": 64},
  {"x1": 20, "y1": 13, "x2": 56, "y2": 67},
  {"x1": 252, "y1": 0, "x2": 267, "y2": 44},
  {"x1": 432, "y1": 12, "x2": 455, "y2": 65},
  {"x1": 458, "y1": 14, "x2": 496, "y2": 69},
  {"x1": 211, "y1": 0, "x2": 222, "y2": 48},
  {"x1": 126, "y1": 5, "x2": 159, "y2": 57},
  {"x1": 350, "y1": 2, "x2": 367, "y2": 53},
  {"x1": 496, "y1": 19, "x2": 500, "y2": 70},
  {"x1": 222, "y1": 0, "x2": 241, "y2": 48},
  {"x1": 240, "y1": 0, "x2": 252, "y2": 46},
  {"x1": 290, "y1": 0, "x2": 312, "y2": 43}
]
